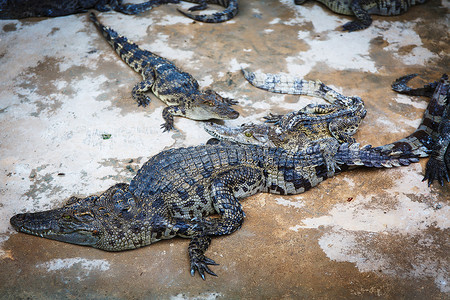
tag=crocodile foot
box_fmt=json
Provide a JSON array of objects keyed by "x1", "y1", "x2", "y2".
[
  {"x1": 342, "y1": 20, "x2": 370, "y2": 32},
  {"x1": 190, "y1": 254, "x2": 218, "y2": 280},
  {"x1": 161, "y1": 121, "x2": 174, "y2": 132},
  {"x1": 135, "y1": 95, "x2": 151, "y2": 107},
  {"x1": 423, "y1": 157, "x2": 450, "y2": 186}
]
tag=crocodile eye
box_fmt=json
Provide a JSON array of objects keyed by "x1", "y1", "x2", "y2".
[
  {"x1": 245, "y1": 132, "x2": 253, "y2": 137},
  {"x1": 62, "y1": 215, "x2": 72, "y2": 220}
]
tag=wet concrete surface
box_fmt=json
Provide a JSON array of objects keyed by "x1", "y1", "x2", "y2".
[{"x1": 0, "y1": 0, "x2": 449, "y2": 298}]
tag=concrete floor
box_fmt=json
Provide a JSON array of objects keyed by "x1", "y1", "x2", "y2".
[{"x1": 0, "y1": 0, "x2": 449, "y2": 298}]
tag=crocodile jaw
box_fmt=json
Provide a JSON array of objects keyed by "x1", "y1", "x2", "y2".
[{"x1": 10, "y1": 210, "x2": 100, "y2": 247}]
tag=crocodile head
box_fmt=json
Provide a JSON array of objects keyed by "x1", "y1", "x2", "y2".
[
  {"x1": 10, "y1": 184, "x2": 158, "y2": 251},
  {"x1": 10, "y1": 196, "x2": 102, "y2": 247},
  {"x1": 204, "y1": 122, "x2": 280, "y2": 147},
  {"x1": 188, "y1": 89, "x2": 239, "y2": 120}
]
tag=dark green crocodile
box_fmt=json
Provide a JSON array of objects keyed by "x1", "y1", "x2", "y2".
[
  {"x1": 294, "y1": 0, "x2": 427, "y2": 31},
  {"x1": 390, "y1": 73, "x2": 450, "y2": 186},
  {"x1": 11, "y1": 130, "x2": 428, "y2": 279},
  {"x1": 0, "y1": 0, "x2": 178, "y2": 19},
  {"x1": 206, "y1": 69, "x2": 367, "y2": 172},
  {"x1": 178, "y1": 0, "x2": 238, "y2": 23},
  {"x1": 90, "y1": 13, "x2": 239, "y2": 131}
]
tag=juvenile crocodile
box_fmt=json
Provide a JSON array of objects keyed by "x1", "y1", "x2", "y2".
[
  {"x1": 0, "y1": 0, "x2": 177, "y2": 19},
  {"x1": 11, "y1": 131, "x2": 426, "y2": 279},
  {"x1": 90, "y1": 13, "x2": 239, "y2": 131},
  {"x1": 210, "y1": 69, "x2": 367, "y2": 171},
  {"x1": 389, "y1": 73, "x2": 450, "y2": 186},
  {"x1": 242, "y1": 69, "x2": 366, "y2": 143},
  {"x1": 178, "y1": 0, "x2": 238, "y2": 23},
  {"x1": 294, "y1": 0, "x2": 427, "y2": 32}
]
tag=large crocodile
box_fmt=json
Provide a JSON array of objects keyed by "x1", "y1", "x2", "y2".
[
  {"x1": 390, "y1": 73, "x2": 450, "y2": 186},
  {"x1": 0, "y1": 0, "x2": 178, "y2": 19},
  {"x1": 90, "y1": 13, "x2": 239, "y2": 131},
  {"x1": 11, "y1": 127, "x2": 430, "y2": 279},
  {"x1": 294, "y1": 0, "x2": 427, "y2": 32}
]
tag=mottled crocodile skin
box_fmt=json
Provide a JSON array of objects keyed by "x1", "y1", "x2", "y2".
[
  {"x1": 11, "y1": 137, "x2": 424, "y2": 279},
  {"x1": 0, "y1": 0, "x2": 178, "y2": 19},
  {"x1": 388, "y1": 74, "x2": 450, "y2": 186},
  {"x1": 178, "y1": 0, "x2": 238, "y2": 23},
  {"x1": 90, "y1": 13, "x2": 239, "y2": 131},
  {"x1": 206, "y1": 70, "x2": 366, "y2": 172},
  {"x1": 294, "y1": 0, "x2": 427, "y2": 31}
]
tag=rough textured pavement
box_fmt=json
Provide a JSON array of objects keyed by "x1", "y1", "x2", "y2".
[{"x1": 0, "y1": 0, "x2": 448, "y2": 298}]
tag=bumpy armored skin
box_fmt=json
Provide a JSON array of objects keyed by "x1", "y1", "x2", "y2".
[
  {"x1": 241, "y1": 69, "x2": 366, "y2": 144},
  {"x1": 294, "y1": 0, "x2": 427, "y2": 31},
  {"x1": 90, "y1": 13, "x2": 239, "y2": 131},
  {"x1": 11, "y1": 137, "x2": 424, "y2": 279},
  {"x1": 0, "y1": 0, "x2": 179, "y2": 19},
  {"x1": 178, "y1": 0, "x2": 238, "y2": 23},
  {"x1": 388, "y1": 74, "x2": 450, "y2": 186},
  {"x1": 212, "y1": 69, "x2": 367, "y2": 172}
]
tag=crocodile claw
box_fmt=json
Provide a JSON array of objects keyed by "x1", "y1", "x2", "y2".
[
  {"x1": 161, "y1": 122, "x2": 174, "y2": 132},
  {"x1": 342, "y1": 20, "x2": 370, "y2": 32},
  {"x1": 136, "y1": 95, "x2": 151, "y2": 107},
  {"x1": 423, "y1": 157, "x2": 450, "y2": 186},
  {"x1": 190, "y1": 255, "x2": 218, "y2": 280}
]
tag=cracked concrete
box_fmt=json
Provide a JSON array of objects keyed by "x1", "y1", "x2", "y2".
[{"x1": 0, "y1": 0, "x2": 448, "y2": 298}]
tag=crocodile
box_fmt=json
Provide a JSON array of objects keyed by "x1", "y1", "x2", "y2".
[
  {"x1": 11, "y1": 126, "x2": 428, "y2": 279},
  {"x1": 178, "y1": 0, "x2": 238, "y2": 23},
  {"x1": 389, "y1": 73, "x2": 450, "y2": 186},
  {"x1": 294, "y1": 0, "x2": 427, "y2": 32},
  {"x1": 206, "y1": 69, "x2": 367, "y2": 172},
  {"x1": 241, "y1": 69, "x2": 366, "y2": 143},
  {"x1": 0, "y1": 0, "x2": 178, "y2": 19},
  {"x1": 90, "y1": 13, "x2": 239, "y2": 131}
]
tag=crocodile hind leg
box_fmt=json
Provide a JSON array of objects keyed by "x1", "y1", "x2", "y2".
[{"x1": 343, "y1": 0, "x2": 373, "y2": 32}]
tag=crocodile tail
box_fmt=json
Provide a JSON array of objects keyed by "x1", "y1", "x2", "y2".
[
  {"x1": 335, "y1": 143, "x2": 420, "y2": 169},
  {"x1": 89, "y1": 13, "x2": 159, "y2": 74},
  {"x1": 242, "y1": 69, "x2": 358, "y2": 106},
  {"x1": 376, "y1": 74, "x2": 449, "y2": 157},
  {"x1": 177, "y1": 0, "x2": 238, "y2": 23}
]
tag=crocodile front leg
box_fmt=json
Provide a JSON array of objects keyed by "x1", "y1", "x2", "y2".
[
  {"x1": 188, "y1": 235, "x2": 218, "y2": 279},
  {"x1": 343, "y1": 0, "x2": 373, "y2": 32},
  {"x1": 132, "y1": 74, "x2": 155, "y2": 107},
  {"x1": 188, "y1": 173, "x2": 247, "y2": 279},
  {"x1": 161, "y1": 105, "x2": 186, "y2": 132}
]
